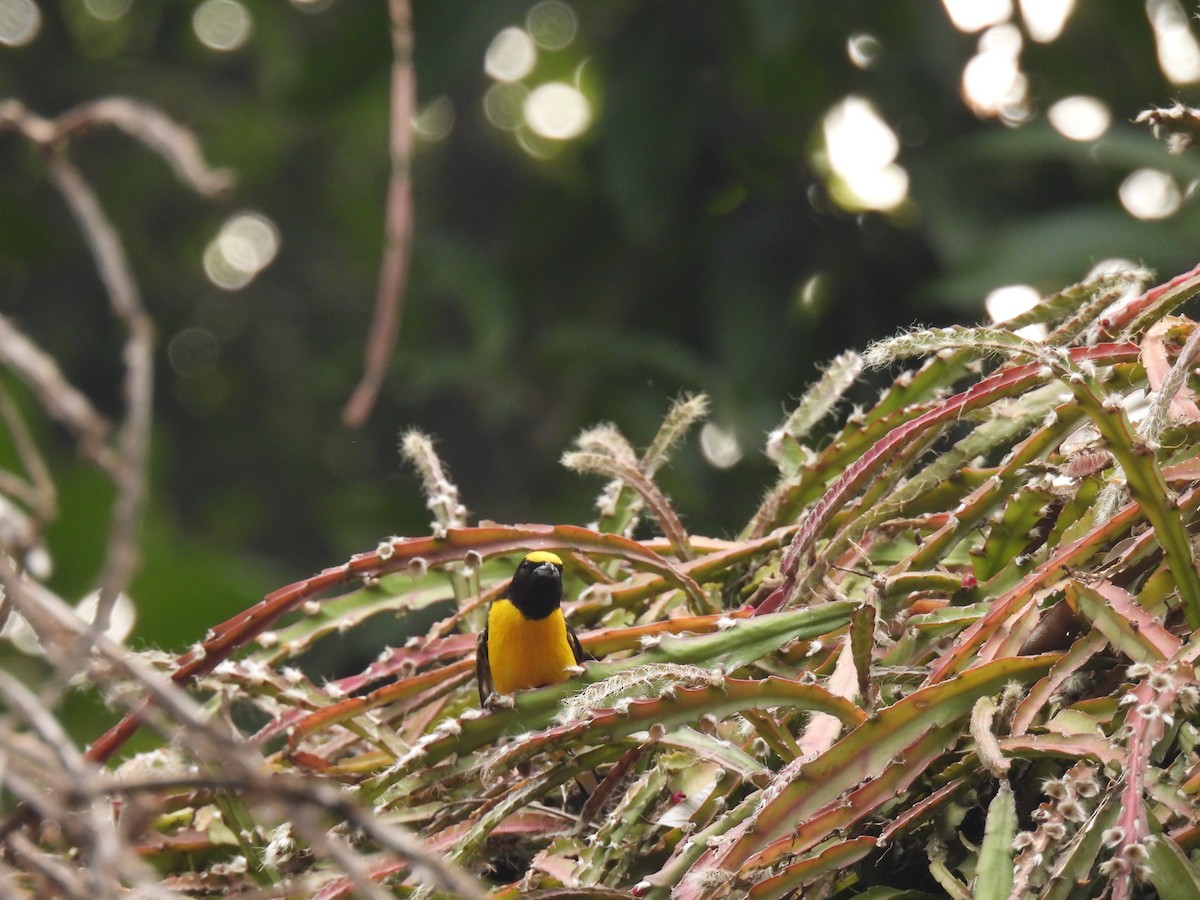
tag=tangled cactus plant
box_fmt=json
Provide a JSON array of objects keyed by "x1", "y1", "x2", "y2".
[{"x1": 16, "y1": 263, "x2": 1200, "y2": 899}]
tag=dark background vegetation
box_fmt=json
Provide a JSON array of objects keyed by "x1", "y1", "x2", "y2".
[{"x1": 2, "y1": 0, "x2": 1199, "y2": 664}]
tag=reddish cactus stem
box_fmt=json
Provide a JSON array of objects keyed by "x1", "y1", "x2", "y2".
[
  {"x1": 85, "y1": 524, "x2": 704, "y2": 764},
  {"x1": 759, "y1": 342, "x2": 1140, "y2": 615}
]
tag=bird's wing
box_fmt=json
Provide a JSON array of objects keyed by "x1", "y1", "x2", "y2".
[
  {"x1": 567, "y1": 624, "x2": 594, "y2": 664},
  {"x1": 475, "y1": 627, "x2": 493, "y2": 706}
]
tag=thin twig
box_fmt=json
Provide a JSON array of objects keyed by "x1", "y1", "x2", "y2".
[
  {"x1": 0, "y1": 759, "x2": 70, "y2": 828},
  {"x1": 0, "y1": 96, "x2": 229, "y2": 629},
  {"x1": 0, "y1": 314, "x2": 115, "y2": 471},
  {"x1": 0, "y1": 471, "x2": 46, "y2": 518},
  {"x1": 46, "y1": 152, "x2": 154, "y2": 635},
  {"x1": 298, "y1": 807, "x2": 409, "y2": 900},
  {"x1": 0, "y1": 98, "x2": 232, "y2": 197},
  {"x1": 54, "y1": 97, "x2": 234, "y2": 197},
  {"x1": 342, "y1": 0, "x2": 416, "y2": 427},
  {"x1": 0, "y1": 100, "x2": 56, "y2": 143},
  {"x1": 0, "y1": 560, "x2": 481, "y2": 898},
  {"x1": 0, "y1": 671, "x2": 134, "y2": 900},
  {"x1": 0, "y1": 857, "x2": 31, "y2": 900},
  {"x1": 94, "y1": 768, "x2": 486, "y2": 897},
  {"x1": 0, "y1": 671, "x2": 86, "y2": 779},
  {"x1": 6, "y1": 831, "x2": 91, "y2": 899},
  {"x1": 0, "y1": 381, "x2": 57, "y2": 521},
  {"x1": 0, "y1": 97, "x2": 229, "y2": 632}
]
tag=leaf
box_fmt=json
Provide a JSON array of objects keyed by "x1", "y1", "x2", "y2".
[
  {"x1": 972, "y1": 782, "x2": 1015, "y2": 900},
  {"x1": 769, "y1": 342, "x2": 1141, "y2": 613},
  {"x1": 1145, "y1": 832, "x2": 1200, "y2": 900},
  {"x1": 1065, "y1": 579, "x2": 1182, "y2": 663},
  {"x1": 690, "y1": 654, "x2": 1059, "y2": 877},
  {"x1": 745, "y1": 836, "x2": 876, "y2": 899},
  {"x1": 358, "y1": 603, "x2": 858, "y2": 795},
  {"x1": 1037, "y1": 795, "x2": 1119, "y2": 900}
]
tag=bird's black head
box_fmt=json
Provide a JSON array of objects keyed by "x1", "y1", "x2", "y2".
[{"x1": 507, "y1": 551, "x2": 564, "y2": 620}]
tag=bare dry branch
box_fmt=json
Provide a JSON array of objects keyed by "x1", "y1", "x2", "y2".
[
  {"x1": 0, "y1": 670, "x2": 84, "y2": 778},
  {"x1": 55, "y1": 98, "x2": 234, "y2": 197},
  {"x1": 0, "y1": 858, "x2": 32, "y2": 900},
  {"x1": 46, "y1": 153, "x2": 154, "y2": 633},
  {"x1": 0, "y1": 670, "x2": 144, "y2": 898},
  {"x1": 0, "y1": 98, "x2": 232, "y2": 198},
  {"x1": 6, "y1": 831, "x2": 91, "y2": 899},
  {"x1": 0, "y1": 100, "x2": 56, "y2": 144},
  {"x1": 0, "y1": 314, "x2": 115, "y2": 470},
  {"x1": 0, "y1": 556, "x2": 481, "y2": 898},
  {"x1": 0, "y1": 381, "x2": 57, "y2": 522},
  {"x1": 0, "y1": 96, "x2": 234, "y2": 630},
  {"x1": 342, "y1": 0, "x2": 416, "y2": 427}
]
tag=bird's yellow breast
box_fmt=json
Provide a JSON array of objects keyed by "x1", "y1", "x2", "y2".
[{"x1": 486, "y1": 599, "x2": 577, "y2": 694}]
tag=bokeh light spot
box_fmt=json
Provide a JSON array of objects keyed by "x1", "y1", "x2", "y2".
[
  {"x1": 847, "y1": 32, "x2": 882, "y2": 69},
  {"x1": 986, "y1": 284, "x2": 1045, "y2": 340},
  {"x1": 825, "y1": 98, "x2": 898, "y2": 176},
  {"x1": 821, "y1": 96, "x2": 909, "y2": 211},
  {"x1": 483, "y1": 82, "x2": 528, "y2": 130},
  {"x1": 1119, "y1": 168, "x2": 1182, "y2": 219},
  {"x1": 1018, "y1": 0, "x2": 1074, "y2": 42},
  {"x1": 0, "y1": 0, "x2": 41, "y2": 47},
  {"x1": 168, "y1": 328, "x2": 220, "y2": 379},
  {"x1": 700, "y1": 423, "x2": 743, "y2": 469},
  {"x1": 515, "y1": 127, "x2": 561, "y2": 160},
  {"x1": 981, "y1": 22, "x2": 1024, "y2": 56},
  {"x1": 1047, "y1": 95, "x2": 1111, "y2": 141},
  {"x1": 526, "y1": 1, "x2": 577, "y2": 50},
  {"x1": 193, "y1": 0, "x2": 253, "y2": 52},
  {"x1": 413, "y1": 95, "x2": 455, "y2": 141},
  {"x1": 795, "y1": 272, "x2": 830, "y2": 317},
  {"x1": 942, "y1": 0, "x2": 1012, "y2": 32},
  {"x1": 524, "y1": 82, "x2": 591, "y2": 140},
  {"x1": 221, "y1": 213, "x2": 279, "y2": 272},
  {"x1": 485, "y1": 26, "x2": 537, "y2": 82},
  {"x1": 962, "y1": 24, "x2": 1028, "y2": 118},
  {"x1": 204, "y1": 243, "x2": 252, "y2": 290},
  {"x1": 1147, "y1": 0, "x2": 1200, "y2": 84},
  {"x1": 83, "y1": 0, "x2": 132, "y2": 21},
  {"x1": 204, "y1": 211, "x2": 280, "y2": 290}
]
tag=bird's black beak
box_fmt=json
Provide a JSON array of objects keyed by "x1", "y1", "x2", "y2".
[{"x1": 533, "y1": 562, "x2": 560, "y2": 579}]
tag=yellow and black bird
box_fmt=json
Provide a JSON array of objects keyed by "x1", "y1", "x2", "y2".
[{"x1": 476, "y1": 550, "x2": 590, "y2": 705}]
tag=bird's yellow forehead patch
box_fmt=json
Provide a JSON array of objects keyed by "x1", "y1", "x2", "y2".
[{"x1": 524, "y1": 550, "x2": 563, "y2": 566}]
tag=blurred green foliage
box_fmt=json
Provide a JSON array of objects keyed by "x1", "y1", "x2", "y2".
[{"x1": 1, "y1": 0, "x2": 1199, "y2": 661}]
